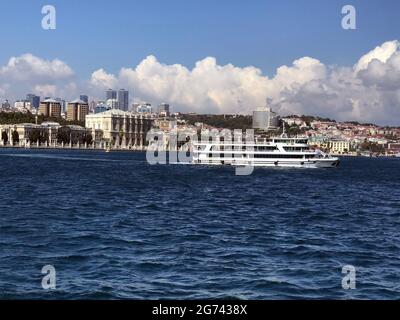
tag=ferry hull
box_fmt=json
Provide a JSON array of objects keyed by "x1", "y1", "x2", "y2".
[{"x1": 192, "y1": 158, "x2": 340, "y2": 168}]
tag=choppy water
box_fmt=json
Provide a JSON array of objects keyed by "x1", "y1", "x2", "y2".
[{"x1": 0, "y1": 148, "x2": 399, "y2": 299}]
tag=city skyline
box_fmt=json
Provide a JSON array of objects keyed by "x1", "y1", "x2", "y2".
[
  {"x1": 0, "y1": 0, "x2": 399, "y2": 125},
  {"x1": 1, "y1": 0, "x2": 399, "y2": 304}
]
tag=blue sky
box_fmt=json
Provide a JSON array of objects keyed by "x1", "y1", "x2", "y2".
[
  {"x1": 0, "y1": 0, "x2": 399, "y2": 77},
  {"x1": 1, "y1": 0, "x2": 400, "y2": 124}
]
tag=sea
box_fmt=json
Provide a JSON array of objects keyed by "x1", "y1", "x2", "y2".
[{"x1": 0, "y1": 148, "x2": 399, "y2": 299}]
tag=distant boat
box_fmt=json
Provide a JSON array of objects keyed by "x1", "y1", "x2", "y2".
[
  {"x1": 105, "y1": 147, "x2": 111, "y2": 153},
  {"x1": 395, "y1": 153, "x2": 400, "y2": 158},
  {"x1": 360, "y1": 152, "x2": 372, "y2": 157}
]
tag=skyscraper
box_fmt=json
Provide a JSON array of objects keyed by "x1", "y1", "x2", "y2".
[
  {"x1": 117, "y1": 89, "x2": 129, "y2": 111},
  {"x1": 26, "y1": 94, "x2": 40, "y2": 109},
  {"x1": 158, "y1": 103, "x2": 170, "y2": 116},
  {"x1": 106, "y1": 89, "x2": 117, "y2": 101}
]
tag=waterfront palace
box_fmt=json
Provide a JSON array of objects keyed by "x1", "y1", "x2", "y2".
[
  {"x1": 0, "y1": 121, "x2": 90, "y2": 147},
  {"x1": 85, "y1": 109, "x2": 153, "y2": 148},
  {"x1": 0, "y1": 110, "x2": 154, "y2": 149}
]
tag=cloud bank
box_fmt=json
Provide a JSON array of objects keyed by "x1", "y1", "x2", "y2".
[{"x1": 1, "y1": 41, "x2": 400, "y2": 125}]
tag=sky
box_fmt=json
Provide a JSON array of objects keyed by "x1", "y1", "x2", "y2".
[{"x1": 0, "y1": 0, "x2": 400, "y2": 124}]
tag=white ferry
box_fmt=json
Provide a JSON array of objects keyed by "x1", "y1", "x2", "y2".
[{"x1": 192, "y1": 135, "x2": 340, "y2": 168}]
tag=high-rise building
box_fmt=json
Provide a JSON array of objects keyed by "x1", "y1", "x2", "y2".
[
  {"x1": 117, "y1": 89, "x2": 129, "y2": 111},
  {"x1": 80, "y1": 95, "x2": 89, "y2": 104},
  {"x1": 252, "y1": 107, "x2": 280, "y2": 130},
  {"x1": 158, "y1": 103, "x2": 170, "y2": 116},
  {"x1": 38, "y1": 99, "x2": 62, "y2": 118},
  {"x1": 26, "y1": 94, "x2": 40, "y2": 109},
  {"x1": 54, "y1": 98, "x2": 66, "y2": 113},
  {"x1": 67, "y1": 99, "x2": 89, "y2": 122},
  {"x1": 106, "y1": 89, "x2": 117, "y2": 101}
]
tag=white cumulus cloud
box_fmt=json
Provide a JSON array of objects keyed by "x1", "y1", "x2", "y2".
[
  {"x1": 355, "y1": 40, "x2": 399, "y2": 72},
  {"x1": 1, "y1": 41, "x2": 400, "y2": 125},
  {"x1": 0, "y1": 54, "x2": 76, "y2": 101}
]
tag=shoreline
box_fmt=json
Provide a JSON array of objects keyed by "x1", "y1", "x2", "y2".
[
  {"x1": 0, "y1": 145, "x2": 147, "y2": 152},
  {"x1": 0, "y1": 145, "x2": 398, "y2": 158}
]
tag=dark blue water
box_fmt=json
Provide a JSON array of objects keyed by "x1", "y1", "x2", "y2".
[{"x1": 0, "y1": 149, "x2": 399, "y2": 299}]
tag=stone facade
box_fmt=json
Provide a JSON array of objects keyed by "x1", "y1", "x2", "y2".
[{"x1": 85, "y1": 109, "x2": 153, "y2": 148}]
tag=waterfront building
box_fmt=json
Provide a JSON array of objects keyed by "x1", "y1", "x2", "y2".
[
  {"x1": 328, "y1": 140, "x2": 351, "y2": 154},
  {"x1": 117, "y1": 89, "x2": 129, "y2": 111},
  {"x1": 85, "y1": 109, "x2": 153, "y2": 148},
  {"x1": 252, "y1": 107, "x2": 280, "y2": 130},
  {"x1": 0, "y1": 122, "x2": 95, "y2": 147},
  {"x1": 40, "y1": 121, "x2": 62, "y2": 144},
  {"x1": 65, "y1": 125, "x2": 92, "y2": 144},
  {"x1": 1, "y1": 123, "x2": 40, "y2": 146},
  {"x1": 67, "y1": 99, "x2": 89, "y2": 122},
  {"x1": 388, "y1": 143, "x2": 400, "y2": 154},
  {"x1": 38, "y1": 99, "x2": 62, "y2": 118},
  {"x1": 309, "y1": 136, "x2": 329, "y2": 150},
  {"x1": 0, "y1": 122, "x2": 60, "y2": 146}
]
